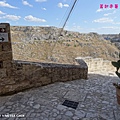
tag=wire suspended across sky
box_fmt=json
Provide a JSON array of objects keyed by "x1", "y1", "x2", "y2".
[
  {"x1": 62, "y1": 0, "x2": 78, "y2": 30},
  {"x1": 50, "y1": 0, "x2": 79, "y2": 53}
]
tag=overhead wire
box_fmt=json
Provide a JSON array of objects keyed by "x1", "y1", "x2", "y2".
[
  {"x1": 50, "y1": 0, "x2": 79, "y2": 53},
  {"x1": 58, "y1": 0, "x2": 73, "y2": 29},
  {"x1": 61, "y1": 0, "x2": 78, "y2": 30}
]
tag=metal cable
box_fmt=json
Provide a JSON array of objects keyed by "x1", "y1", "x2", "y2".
[
  {"x1": 50, "y1": 0, "x2": 78, "y2": 53},
  {"x1": 62, "y1": 0, "x2": 78, "y2": 30},
  {"x1": 58, "y1": 0, "x2": 73, "y2": 28}
]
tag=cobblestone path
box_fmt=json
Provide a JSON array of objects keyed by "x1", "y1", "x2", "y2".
[{"x1": 0, "y1": 73, "x2": 120, "y2": 120}]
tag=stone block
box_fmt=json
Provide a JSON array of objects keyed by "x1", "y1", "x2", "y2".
[
  {"x1": 7, "y1": 68, "x2": 16, "y2": 76},
  {"x1": 23, "y1": 66, "x2": 34, "y2": 76},
  {"x1": 33, "y1": 81, "x2": 42, "y2": 88},
  {"x1": 14, "y1": 75, "x2": 25, "y2": 82},
  {"x1": 41, "y1": 68, "x2": 51, "y2": 76},
  {"x1": 68, "y1": 69, "x2": 73, "y2": 81},
  {"x1": 72, "y1": 68, "x2": 80, "y2": 80},
  {"x1": 60, "y1": 68, "x2": 69, "y2": 82},
  {"x1": 0, "y1": 61, "x2": 3, "y2": 68},
  {"x1": 0, "y1": 42, "x2": 12, "y2": 51},
  {"x1": 0, "y1": 81, "x2": 33, "y2": 95},
  {"x1": 0, "y1": 69, "x2": 7, "y2": 78},
  {"x1": 51, "y1": 68, "x2": 61, "y2": 82},
  {"x1": 0, "y1": 44, "x2": 2, "y2": 52},
  {"x1": 51, "y1": 67, "x2": 59, "y2": 74},
  {"x1": 51, "y1": 75, "x2": 61, "y2": 83},
  {"x1": 61, "y1": 77, "x2": 68, "y2": 82},
  {"x1": 40, "y1": 76, "x2": 51, "y2": 85},
  {"x1": 3, "y1": 60, "x2": 12, "y2": 68},
  {"x1": 0, "y1": 78, "x2": 15, "y2": 86},
  {"x1": 0, "y1": 52, "x2": 12, "y2": 61},
  {"x1": 72, "y1": 68, "x2": 77, "y2": 75},
  {"x1": 61, "y1": 68, "x2": 68, "y2": 77},
  {"x1": 13, "y1": 62, "x2": 23, "y2": 70},
  {"x1": 75, "y1": 71, "x2": 80, "y2": 79},
  {"x1": 72, "y1": 75, "x2": 77, "y2": 80},
  {"x1": 11, "y1": 69, "x2": 25, "y2": 82},
  {"x1": 82, "y1": 70, "x2": 88, "y2": 79}
]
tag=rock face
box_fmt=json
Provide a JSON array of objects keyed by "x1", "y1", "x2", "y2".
[
  {"x1": 11, "y1": 26, "x2": 105, "y2": 42},
  {"x1": 11, "y1": 26, "x2": 119, "y2": 63},
  {"x1": 102, "y1": 34, "x2": 120, "y2": 42},
  {"x1": 11, "y1": 26, "x2": 65, "y2": 42},
  {"x1": 114, "y1": 42, "x2": 120, "y2": 50},
  {"x1": 102, "y1": 34, "x2": 120, "y2": 50}
]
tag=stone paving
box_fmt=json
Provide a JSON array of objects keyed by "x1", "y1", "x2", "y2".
[{"x1": 0, "y1": 72, "x2": 120, "y2": 120}]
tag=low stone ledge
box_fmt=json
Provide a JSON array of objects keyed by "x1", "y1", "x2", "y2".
[
  {"x1": 0, "y1": 60, "x2": 88, "y2": 96},
  {"x1": 12, "y1": 60, "x2": 87, "y2": 68},
  {"x1": 75, "y1": 56, "x2": 116, "y2": 73}
]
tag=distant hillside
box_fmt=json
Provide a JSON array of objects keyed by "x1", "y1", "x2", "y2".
[
  {"x1": 11, "y1": 26, "x2": 120, "y2": 64},
  {"x1": 102, "y1": 34, "x2": 120, "y2": 50},
  {"x1": 102, "y1": 34, "x2": 120, "y2": 42}
]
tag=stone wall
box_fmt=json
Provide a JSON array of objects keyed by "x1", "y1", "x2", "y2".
[
  {"x1": 0, "y1": 23, "x2": 88, "y2": 96},
  {"x1": 0, "y1": 60, "x2": 88, "y2": 95},
  {"x1": 75, "y1": 57, "x2": 116, "y2": 74}
]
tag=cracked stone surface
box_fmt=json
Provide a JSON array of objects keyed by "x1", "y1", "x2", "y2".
[{"x1": 0, "y1": 73, "x2": 120, "y2": 120}]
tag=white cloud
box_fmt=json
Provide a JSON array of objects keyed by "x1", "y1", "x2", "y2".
[
  {"x1": 113, "y1": 22, "x2": 120, "y2": 25},
  {"x1": 101, "y1": 26, "x2": 120, "y2": 30},
  {"x1": 0, "y1": 11, "x2": 6, "y2": 15},
  {"x1": 0, "y1": 1, "x2": 18, "y2": 9},
  {"x1": 0, "y1": 15, "x2": 21, "y2": 21},
  {"x1": 64, "y1": 4, "x2": 69, "y2": 7},
  {"x1": 42, "y1": 7, "x2": 46, "y2": 10},
  {"x1": 93, "y1": 17, "x2": 113, "y2": 23},
  {"x1": 35, "y1": 0, "x2": 47, "y2": 2},
  {"x1": 104, "y1": 10, "x2": 116, "y2": 16},
  {"x1": 96, "y1": 8, "x2": 115, "y2": 13},
  {"x1": 22, "y1": 0, "x2": 33, "y2": 7},
  {"x1": 96, "y1": 9, "x2": 103, "y2": 12},
  {"x1": 24, "y1": 15, "x2": 46, "y2": 22},
  {"x1": 104, "y1": 13, "x2": 112, "y2": 16},
  {"x1": 58, "y1": 3, "x2": 63, "y2": 8},
  {"x1": 58, "y1": 3, "x2": 69, "y2": 8}
]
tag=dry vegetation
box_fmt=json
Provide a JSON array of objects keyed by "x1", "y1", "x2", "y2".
[{"x1": 11, "y1": 26, "x2": 120, "y2": 64}]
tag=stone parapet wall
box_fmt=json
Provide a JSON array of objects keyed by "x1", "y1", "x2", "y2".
[
  {"x1": 0, "y1": 23, "x2": 88, "y2": 96},
  {"x1": 0, "y1": 60, "x2": 88, "y2": 95},
  {"x1": 76, "y1": 57, "x2": 116, "y2": 73}
]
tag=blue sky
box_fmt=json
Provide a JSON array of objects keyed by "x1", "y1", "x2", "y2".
[{"x1": 0, "y1": 0, "x2": 120, "y2": 34}]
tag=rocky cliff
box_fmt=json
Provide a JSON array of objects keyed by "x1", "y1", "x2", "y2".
[
  {"x1": 10, "y1": 26, "x2": 120, "y2": 64},
  {"x1": 102, "y1": 34, "x2": 120, "y2": 42},
  {"x1": 102, "y1": 34, "x2": 120, "y2": 50}
]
